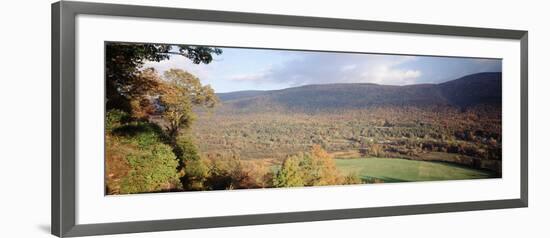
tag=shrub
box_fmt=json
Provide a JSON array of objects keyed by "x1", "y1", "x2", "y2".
[
  {"x1": 105, "y1": 136, "x2": 131, "y2": 194},
  {"x1": 112, "y1": 121, "x2": 168, "y2": 144},
  {"x1": 106, "y1": 119, "x2": 177, "y2": 194},
  {"x1": 301, "y1": 145, "x2": 341, "y2": 186},
  {"x1": 174, "y1": 135, "x2": 200, "y2": 166},
  {"x1": 274, "y1": 145, "x2": 342, "y2": 187},
  {"x1": 182, "y1": 158, "x2": 209, "y2": 190},
  {"x1": 204, "y1": 154, "x2": 243, "y2": 190},
  {"x1": 370, "y1": 143, "x2": 384, "y2": 157},
  {"x1": 273, "y1": 156, "x2": 304, "y2": 187},
  {"x1": 342, "y1": 172, "x2": 363, "y2": 185},
  {"x1": 105, "y1": 109, "x2": 130, "y2": 132},
  {"x1": 202, "y1": 153, "x2": 273, "y2": 190},
  {"x1": 242, "y1": 161, "x2": 273, "y2": 188},
  {"x1": 119, "y1": 143, "x2": 180, "y2": 194}
]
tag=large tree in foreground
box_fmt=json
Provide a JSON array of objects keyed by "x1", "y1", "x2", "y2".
[
  {"x1": 106, "y1": 43, "x2": 222, "y2": 114},
  {"x1": 159, "y1": 69, "x2": 219, "y2": 141}
]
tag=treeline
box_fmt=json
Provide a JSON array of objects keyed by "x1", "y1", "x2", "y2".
[
  {"x1": 192, "y1": 106, "x2": 502, "y2": 172},
  {"x1": 181, "y1": 144, "x2": 362, "y2": 191},
  {"x1": 106, "y1": 109, "x2": 360, "y2": 194},
  {"x1": 358, "y1": 137, "x2": 501, "y2": 160},
  {"x1": 273, "y1": 145, "x2": 362, "y2": 187}
]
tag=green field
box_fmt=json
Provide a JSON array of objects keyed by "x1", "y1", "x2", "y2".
[{"x1": 335, "y1": 158, "x2": 497, "y2": 183}]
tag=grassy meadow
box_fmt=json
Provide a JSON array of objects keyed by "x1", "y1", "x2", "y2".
[{"x1": 334, "y1": 158, "x2": 497, "y2": 183}]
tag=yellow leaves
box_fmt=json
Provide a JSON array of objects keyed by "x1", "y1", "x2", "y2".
[
  {"x1": 311, "y1": 144, "x2": 331, "y2": 160},
  {"x1": 156, "y1": 68, "x2": 220, "y2": 139},
  {"x1": 163, "y1": 69, "x2": 219, "y2": 108},
  {"x1": 274, "y1": 145, "x2": 343, "y2": 187}
]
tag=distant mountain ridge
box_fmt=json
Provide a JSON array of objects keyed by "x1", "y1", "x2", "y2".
[
  {"x1": 215, "y1": 72, "x2": 502, "y2": 113},
  {"x1": 217, "y1": 90, "x2": 267, "y2": 101}
]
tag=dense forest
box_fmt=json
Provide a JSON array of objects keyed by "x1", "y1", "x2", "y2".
[
  {"x1": 193, "y1": 105, "x2": 501, "y2": 172},
  {"x1": 105, "y1": 42, "x2": 501, "y2": 195}
]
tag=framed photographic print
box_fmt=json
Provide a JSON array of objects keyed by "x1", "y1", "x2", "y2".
[{"x1": 52, "y1": 1, "x2": 528, "y2": 237}]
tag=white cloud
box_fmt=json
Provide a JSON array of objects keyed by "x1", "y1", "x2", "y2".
[
  {"x1": 227, "y1": 66, "x2": 273, "y2": 81},
  {"x1": 340, "y1": 64, "x2": 357, "y2": 71},
  {"x1": 257, "y1": 53, "x2": 422, "y2": 86},
  {"x1": 143, "y1": 51, "x2": 425, "y2": 88},
  {"x1": 143, "y1": 55, "x2": 212, "y2": 82},
  {"x1": 363, "y1": 67, "x2": 422, "y2": 85},
  {"x1": 228, "y1": 72, "x2": 267, "y2": 81}
]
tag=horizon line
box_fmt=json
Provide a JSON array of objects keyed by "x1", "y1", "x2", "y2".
[{"x1": 216, "y1": 71, "x2": 502, "y2": 94}]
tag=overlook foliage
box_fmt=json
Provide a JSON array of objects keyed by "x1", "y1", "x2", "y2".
[
  {"x1": 105, "y1": 43, "x2": 223, "y2": 194},
  {"x1": 106, "y1": 43, "x2": 222, "y2": 115}
]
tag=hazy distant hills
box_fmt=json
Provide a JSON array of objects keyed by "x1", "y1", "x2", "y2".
[
  {"x1": 216, "y1": 72, "x2": 502, "y2": 113},
  {"x1": 217, "y1": 90, "x2": 267, "y2": 101}
]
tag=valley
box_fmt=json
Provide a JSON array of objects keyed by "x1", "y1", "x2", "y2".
[{"x1": 192, "y1": 72, "x2": 502, "y2": 178}]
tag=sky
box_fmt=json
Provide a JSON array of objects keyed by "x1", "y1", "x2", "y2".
[{"x1": 144, "y1": 46, "x2": 502, "y2": 93}]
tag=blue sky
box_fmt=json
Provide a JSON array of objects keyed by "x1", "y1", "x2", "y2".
[{"x1": 144, "y1": 47, "x2": 501, "y2": 93}]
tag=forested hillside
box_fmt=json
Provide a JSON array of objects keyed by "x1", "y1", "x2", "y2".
[{"x1": 216, "y1": 72, "x2": 501, "y2": 113}]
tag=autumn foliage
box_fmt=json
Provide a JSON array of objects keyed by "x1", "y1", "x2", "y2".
[
  {"x1": 105, "y1": 43, "x2": 224, "y2": 194},
  {"x1": 105, "y1": 42, "x2": 500, "y2": 195},
  {"x1": 274, "y1": 145, "x2": 356, "y2": 188}
]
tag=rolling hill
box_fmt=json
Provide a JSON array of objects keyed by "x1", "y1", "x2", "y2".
[{"x1": 215, "y1": 72, "x2": 501, "y2": 113}]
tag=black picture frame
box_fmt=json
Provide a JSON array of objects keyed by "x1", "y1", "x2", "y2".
[{"x1": 52, "y1": 1, "x2": 528, "y2": 237}]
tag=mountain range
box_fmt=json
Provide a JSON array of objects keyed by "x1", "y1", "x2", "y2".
[{"x1": 216, "y1": 72, "x2": 502, "y2": 113}]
